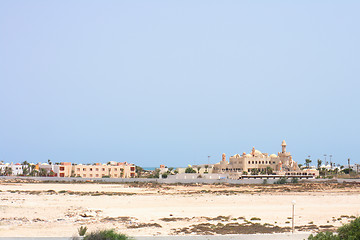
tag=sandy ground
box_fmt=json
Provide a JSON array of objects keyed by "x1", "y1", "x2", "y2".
[{"x1": 0, "y1": 182, "x2": 360, "y2": 237}]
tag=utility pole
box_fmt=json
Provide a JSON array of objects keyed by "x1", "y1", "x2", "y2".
[
  {"x1": 292, "y1": 200, "x2": 296, "y2": 233},
  {"x1": 348, "y1": 158, "x2": 351, "y2": 175}
]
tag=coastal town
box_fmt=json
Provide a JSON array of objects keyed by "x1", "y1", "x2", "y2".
[{"x1": 1, "y1": 141, "x2": 358, "y2": 181}]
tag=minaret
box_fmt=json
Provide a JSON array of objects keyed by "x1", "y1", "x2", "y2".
[{"x1": 281, "y1": 140, "x2": 287, "y2": 153}]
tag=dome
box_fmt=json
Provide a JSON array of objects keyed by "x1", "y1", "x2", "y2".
[
  {"x1": 270, "y1": 154, "x2": 278, "y2": 158},
  {"x1": 254, "y1": 149, "x2": 263, "y2": 157},
  {"x1": 234, "y1": 154, "x2": 240, "y2": 158}
]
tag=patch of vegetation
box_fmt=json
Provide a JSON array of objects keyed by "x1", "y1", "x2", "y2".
[
  {"x1": 308, "y1": 216, "x2": 360, "y2": 240},
  {"x1": 159, "y1": 217, "x2": 189, "y2": 222},
  {"x1": 174, "y1": 222, "x2": 290, "y2": 235},
  {"x1": 291, "y1": 178, "x2": 299, "y2": 183},
  {"x1": 185, "y1": 167, "x2": 197, "y2": 173},
  {"x1": 308, "y1": 231, "x2": 338, "y2": 240},
  {"x1": 83, "y1": 229, "x2": 131, "y2": 240},
  {"x1": 127, "y1": 223, "x2": 162, "y2": 229},
  {"x1": 78, "y1": 226, "x2": 88, "y2": 236},
  {"x1": 274, "y1": 177, "x2": 287, "y2": 184},
  {"x1": 250, "y1": 217, "x2": 261, "y2": 221}
]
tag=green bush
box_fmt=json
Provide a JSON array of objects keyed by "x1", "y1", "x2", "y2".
[
  {"x1": 308, "y1": 232, "x2": 339, "y2": 240},
  {"x1": 338, "y1": 216, "x2": 360, "y2": 239},
  {"x1": 274, "y1": 177, "x2": 287, "y2": 184},
  {"x1": 308, "y1": 217, "x2": 360, "y2": 240},
  {"x1": 291, "y1": 178, "x2": 298, "y2": 183},
  {"x1": 84, "y1": 229, "x2": 132, "y2": 240},
  {"x1": 78, "y1": 226, "x2": 88, "y2": 236},
  {"x1": 185, "y1": 167, "x2": 196, "y2": 173}
]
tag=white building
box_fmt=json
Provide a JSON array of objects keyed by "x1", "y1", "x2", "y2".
[{"x1": 0, "y1": 163, "x2": 25, "y2": 176}]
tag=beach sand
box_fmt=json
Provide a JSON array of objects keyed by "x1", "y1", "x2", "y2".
[{"x1": 0, "y1": 182, "x2": 359, "y2": 237}]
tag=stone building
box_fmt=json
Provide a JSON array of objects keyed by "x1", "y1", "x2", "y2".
[{"x1": 213, "y1": 140, "x2": 317, "y2": 178}]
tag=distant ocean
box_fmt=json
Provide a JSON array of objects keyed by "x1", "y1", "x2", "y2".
[{"x1": 143, "y1": 167, "x2": 181, "y2": 171}]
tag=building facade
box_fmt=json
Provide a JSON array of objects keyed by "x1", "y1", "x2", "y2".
[
  {"x1": 213, "y1": 140, "x2": 318, "y2": 178},
  {"x1": 0, "y1": 163, "x2": 25, "y2": 176},
  {"x1": 73, "y1": 162, "x2": 136, "y2": 178}
]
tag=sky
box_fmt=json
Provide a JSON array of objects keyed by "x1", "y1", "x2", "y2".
[{"x1": 0, "y1": 1, "x2": 359, "y2": 167}]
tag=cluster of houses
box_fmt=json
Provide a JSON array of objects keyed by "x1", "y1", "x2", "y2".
[
  {"x1": 1, "y1": 141, "x2": 356, "y2": 180},
  {"x1": 0, "y1": 161, "x2": 136, "y2": 178}
]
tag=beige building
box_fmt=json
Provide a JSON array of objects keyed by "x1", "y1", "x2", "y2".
[
  {"x1": 213, "y1": 140, "x2": 318, "y2": 178},
  {"x1": 73, "y1": 162, "x2": 135, "y2": 178}
]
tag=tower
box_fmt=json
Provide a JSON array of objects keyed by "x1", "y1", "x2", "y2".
[{"x1": 281, "y1": 140, "x2": 287, "y2": 153}]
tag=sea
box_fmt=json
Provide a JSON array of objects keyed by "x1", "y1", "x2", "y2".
[{"x1": 142, "y1": 167, "x2": 181, "y2": 171}]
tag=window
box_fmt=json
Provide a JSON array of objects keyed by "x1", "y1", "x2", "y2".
[
  {"x1": 96, "y1": 168, "x2": 99, "y2": 171},
  {"x1": 273, "y1": 161, "x2": 275, "y2": 164},
  {"x1": 83, "y1": 168, "x2": 86, "y2": 171},
  {"x1": 90, "y1": 174, "x2": 92, "y2": 177},
  {"x1": 60, "y1": 167, "x2": 65, "y2": 171},
  {"x1": 252, "y1": 161, "x2": 254, "y2": 164},
  {"x1": 96, "y1": 174, "x2": 99, "y2": 177},
  {"x1": 90, "y1": 168, "x2": 93, "y2": 171},
  {"x1": 114, "y1": 174, "x2": 117, "y2": 177},
  {"x1": 77, "y1": 168, "x2": 80, "y2": 171},
  {"x1": 102, "y1": 168, "x2": 105, "y2": 171},
  {"x1": 83, "y1": 174, "x2": 86, "y2": 177},
  {"x1": 255, "y1": 161, "x2": 257, "y2": 164},
  {"x1": 248, "y1": 161, "x2": 250, "y2": 164}
]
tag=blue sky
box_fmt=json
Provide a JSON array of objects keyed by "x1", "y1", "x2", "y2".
[{"x1": 0, "y1": 1, "x2": 359, "y2": 167}]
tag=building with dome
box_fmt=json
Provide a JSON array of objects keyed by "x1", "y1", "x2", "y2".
[{"x1": 213, "y1": 140, "x2": 318, "y2": 179}]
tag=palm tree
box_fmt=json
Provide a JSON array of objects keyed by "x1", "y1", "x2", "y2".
[
  {"x1": 4, "y1": 167, "x2": 12, "y2": 176},
  {"x1": 135, "y1": 166, "x2": 144, "y2": 177},
  {"x1": 22, "y1": 166, "x2": 30, "y2": 176},
  {"x1": 39, "y1": 168, "x2": 48, "y2": 177},
  {"x1": 197, "y1": 166, "x2": 201, "y2": 173},
  {"x1": 317, "y1": 159, "x2": 322, "y2": 170},
  {"x1": 251, "y1": 168, "x2": 259, "y2": 175},
  {"x1": 29, "y1": 164, "x2": 37, "y2": 176},
  {"x1": 305, "y1": 159, "x2": 312, "y2": 169},
  {"x1": 266, "y1": 166, "x2": 273, "y2": 175}
]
